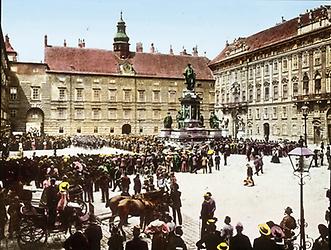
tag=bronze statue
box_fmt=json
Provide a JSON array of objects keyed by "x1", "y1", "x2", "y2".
[
  {"x1": 163, "y1": 112, "x2": 173, "y2": 129},
  {"x1": 209, "y1": 111, "x2": 219, "y2": 129},
  {"x1": 183, "y1": 64, "x2": 196, "y2": 91},
  {"x1": 176, "y1": 110, "x2": 183, "y2": 129},
  {"x1": 199, "y1": 114, "x2": 204, "y2": 127}
]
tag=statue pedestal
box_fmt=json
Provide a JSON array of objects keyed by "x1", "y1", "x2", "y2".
[
  {"x1": 237, "y1": 129, "x2": 245, "y2": 139},
  {"x1": 160, "y1": 128, "x2": 172, "y2": 137},
  {"x1": 209, "y1": 129, "x2": 223, "y2": 139},
  {"x1": 222, "y1": 129, "x2": 229, "y2": 137}
]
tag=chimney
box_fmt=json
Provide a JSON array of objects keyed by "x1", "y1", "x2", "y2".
[
  {"x1": 78, "y1": 39, "x2": 83, "y2": 48},
  {"x1": 64, "y1": 39, "x2": 67, "y2": 47},
  {"x1": 136, "y1": 42, "x2": 143, "y2": 52},
  {"x1": 169, "y1": 45, "x2": 174, "y2": 55},
  {"x1": 150, "y1": 43, "x2": 155, "y2": 53},
  {"x1": 44, "y1": 35, "x2": 48, "y2": 47},
  {"x1": 192, "y1": 46, "x2": 198, "y2": 56},
  {"x1": 82, "y1": 39, "x2": 85, "y2": 48}
]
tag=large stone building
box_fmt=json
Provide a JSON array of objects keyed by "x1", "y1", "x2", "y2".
[
  {"x1": 209, "y1": 6, "x2": 331, "y2": 144},
  {"x1": 1, "y1": 27, "x2": 14, "y2": 137},
  {"x1": 7, "y1": 14, "x2": 215, "y2": 135}
]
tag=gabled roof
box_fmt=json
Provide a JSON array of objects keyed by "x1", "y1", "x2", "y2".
[
  {"x1": 4, "y1": 34, "x2": 17, "y2": 55},
  {"x1": 209, "y1": 6, "x2": 330, "y2": 67},
  {"x1": 44, "y1": 46, "x2": 213, "y2": 80}
]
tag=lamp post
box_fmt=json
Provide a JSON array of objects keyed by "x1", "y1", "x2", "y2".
[
  {"x1": 301, "y1": 106, "x2": 309, "y2": 147},
  {"x1": 288, "y1": 147, "x2": 314, "y2": 250}
]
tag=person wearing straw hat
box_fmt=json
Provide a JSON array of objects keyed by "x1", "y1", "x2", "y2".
[
  {"x1": 253, "y1": 224, "x2": 278, "y2": 250},
  {"x1": 217, "y1": 242, "x2": 229, "y2": 250}
]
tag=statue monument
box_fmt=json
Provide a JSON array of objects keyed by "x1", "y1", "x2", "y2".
[{"x1": 159, "y1": 64, "x2": 222, "y2": 140}]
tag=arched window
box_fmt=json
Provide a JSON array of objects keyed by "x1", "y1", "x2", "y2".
[
  {"x1": 303, "y1": 72, "x2": 309, "y2": 94},
  {"x1": 314, "y1": 71, "x2": 321, "y2": 93}
]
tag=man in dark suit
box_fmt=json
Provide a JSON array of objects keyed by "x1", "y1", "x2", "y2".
[
  {"x1": 125, "y1": 226, "x2": 148, "y2": 250},
  {"x1": 230, "y1": 222, "x2": 252, "y2": 250},
  {"x1": 253, "y1": 224, "x2": 278, "y2": 250}
]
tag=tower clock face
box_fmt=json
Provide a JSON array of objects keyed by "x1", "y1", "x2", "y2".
[{"x1": 120, "y1": 63, "x2": 133, "y2": 74}]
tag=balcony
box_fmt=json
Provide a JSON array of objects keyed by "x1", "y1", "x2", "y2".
[
  {"x1": 295, "y1": 92, "x2": 331, "y2": 109},
  {"x1": 219, "y1": 101, "x2": 248, "y2": 114}
]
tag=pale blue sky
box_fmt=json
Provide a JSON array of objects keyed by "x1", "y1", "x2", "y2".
[{"x1": 2, "y1": 0, "x2": 330, "y2": 62}]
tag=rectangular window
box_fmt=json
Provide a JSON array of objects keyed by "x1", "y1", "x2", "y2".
[
  {"x1": 273, "y1": 85, "x2": 279, "y2": 100},
  {"x1": 76, "y1": 88, "x2": 83, "y2": 101},
  {"x1": 77, "y1": 127, "x2": 81, "y2": 133},
  {"x1": 10, "y1": 87, "x2": 17, "y2": 100},
  {"x1": 273, "y1": 61, "x2": 278, "y2": 71},
  {"x1": 59, "y1": 88, "x2": 66, "y2": 100},
  {"x1": 124, "y1": 90, "x2": 131, "y2": 102},
  {"x1": 58, "y1": 108, "x2": 66, "y2": 119},
  {"x1": 110, "y1": 127, "x2": 114, "y2": 133},
  {"x1": 94, "y1": 126, "x2": 98, "y2": 133},
  {"x1": 249, "y1": 89, "x2": 253, "y2": 102},
  {"x1": 108, "y1": 109, "x2": 117, "y2": 119},
  {"x1": 109, "y1": 89, "x2": 117, "y2": 102},
  {"x1": 138, "y1": 109, "x2": 145, "y2": 120},
  {"x1": 138, "y1": 90, "x2": 145, "y2": 102},
  {"x1": 153, "y1": 109, "x2": 160, "y2": 119},
  {"x1": 282, "y1": 106, "x2": 287, "y2": 118},
  {"x1": 256, "y1": 88, "x2": 261, "y2": 102},
  {"x1": 283, "y1": 85, "x2": 288, "y2": 99},
  {"x1": 242, "y1": 91, "x2": 246, "y2": 102},
  {"x1": 123, "y1": 109, "x2": 131, "y2": 119},
  {"x1": 92, "y1": 108, "x2": 101, "y2": 120},
  {"x1": 264, "y1": 64, "x2": 269, "y2": 75},
  {"x1": 153, "y1": 90, "x2": 160, "y2": 102},
  {"x1": 169, "y1": 90, "x2": 177, "y2": 103},
  {"x1": 273, "y1": 107, "x2": 277, "y2": 119},
  {"x1": 59, "y1": 127, "x2": 64, "y2": 133},
  {"x1": 10, "y1": 109, "x2": 17, "y2": 118},
  {"x1": 264, "y1": 87, "x2": 269, "y2": 100},
  {"x1": 31, "y1": 87, "x2": 40, "y2": 100},
  {"x1": 283, "y1": 59, "x2": 288, "y2": 71},
  {"x1": 93, "y1": 89, "x2": 100, "y2": 101},
  {"x1": 226, "y1": 93, "x2": 230, "y2": 102},
  {"x1": 264, "y1": 108, "x2": 268, "y2": 119},
  {"x1": 256, "y1": 108, "x2": 260, "y2": 119},
  {"x1": 293, "y1": 56, "x2": 298, "y2": 69},
  {"x1": 248, "y1": 108, "x2": 252, "y2": 119},
  {"x1": 249, "y1": 68, "x2": 253, "y2": 78},
  {"x1": 154, "y1": 126, "x2": 158, "y2": 133},
  {"x1": 75, "y1": 108, "x2": 84, "y2": 120}
]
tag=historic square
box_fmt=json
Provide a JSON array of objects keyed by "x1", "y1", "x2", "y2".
[{"x1": 1, "y1": 1, "x2": 331, "y2": 250}]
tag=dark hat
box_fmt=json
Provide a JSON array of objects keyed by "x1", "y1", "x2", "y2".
[
  {"x1": 318, "y1": 224, "x2": 328, "y2": 236},
  {"x1": 284, "y1": 207, "x2": 293, "y2": 214}
]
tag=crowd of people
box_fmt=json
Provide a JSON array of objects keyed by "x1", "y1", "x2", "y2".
[{"x1": 0, "y1": 134, "x2": 330, "y2": 250}]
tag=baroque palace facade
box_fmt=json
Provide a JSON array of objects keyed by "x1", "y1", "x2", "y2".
[
  {"x1": 6, "y1": 15, "x2": 215, "y2": 135},
  {"x1": 209, "y1": 6, "x2": 331, "y2": 144}
]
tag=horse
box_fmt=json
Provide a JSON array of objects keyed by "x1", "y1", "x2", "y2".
[{"x1": 105, "y1": 195, "x2": 128, "y2": 224}]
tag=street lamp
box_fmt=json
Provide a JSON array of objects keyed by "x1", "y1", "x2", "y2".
[
  {"x1": 288, "y1": 147, "x2": 314, "y2": 250},
  {"x1": 301, "y1": 105, "x2": 309, "y2": 147}
]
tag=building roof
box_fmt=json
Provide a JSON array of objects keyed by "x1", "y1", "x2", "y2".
[
  {"x1": 4, "y1": 34, "x2": 17, "y2": 55},
  {"x1": 44, "y1": 46, "x2": 213, "y2": 80},
  {"x1": 209, "y1": 6, "x2": 330, "y2": 67}
]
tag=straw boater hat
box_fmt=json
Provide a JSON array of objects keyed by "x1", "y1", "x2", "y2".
[
  {"x1": 217, "y1": 242, "x2": 229, "y2": 250},
  {"x1": 258, "y1": 223, "x2": 271, "y2": 236}
]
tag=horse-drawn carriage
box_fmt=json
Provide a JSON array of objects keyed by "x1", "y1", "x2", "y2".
[{"x1": 17, "y1": 185, "x2": 89, "y2": 248}]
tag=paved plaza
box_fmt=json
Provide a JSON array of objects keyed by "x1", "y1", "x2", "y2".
[{"x1": 0, "y1": 146, "x2": 329, "y2": 249}]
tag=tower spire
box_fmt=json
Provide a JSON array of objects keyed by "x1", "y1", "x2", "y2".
[{"x1": 113, "y1": 12, "x2": 130, "y2": 58}]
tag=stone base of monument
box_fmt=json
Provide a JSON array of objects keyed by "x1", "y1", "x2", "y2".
[
  {"x1": 160, "y1": 128, "x2": 173, "y2": 137},
  {"x1": 159, "y1": 127, "x2": 223, "y2": 141},
  {"x1": 222, "y1": 129, "x2": 229, "y2": 137}
]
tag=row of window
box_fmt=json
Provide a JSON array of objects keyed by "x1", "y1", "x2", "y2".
[
  {"x1": 247, "y1": 106, "x2": 297, "y2": 120},
  {"x1": 55, "y1": 108, "x2": 164, "y2": 120},
  {"x1": 219, "y1": 50, "x2": 325, "y2": 83},
  {"x1": 57, "y1": 126, "x2": 159, "y2": 134},
  {"x1": 216, "y1": 72, "x2": 324, "y2": 104},
  {"x1": 247, "y1": 124, "x2": 305, "y2": 137}
]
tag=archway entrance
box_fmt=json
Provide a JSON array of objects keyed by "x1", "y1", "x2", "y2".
[
  {"x1": 327, "y1": 109, "x2": 331, "y2": 144},
  {"x1": 26, "y1": 108, "x2": 44, "y2": 135},
  {"x1": 122, "y1": 124, "x2": 131, "y2": 134},
  {"x1": 263, "y1": 123, "x2": 270, "y2": 142}
]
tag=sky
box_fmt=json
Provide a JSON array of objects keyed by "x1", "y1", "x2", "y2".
[{"x1": 1, "y1": 0, "x2": 330, "y2": 63}]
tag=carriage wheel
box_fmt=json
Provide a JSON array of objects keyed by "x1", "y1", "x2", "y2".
[
  {"x1": 17, "y1": 219, "x2": 47, "y2": 248},
  {"x1": 74, "y1": 199, "x2": 87, "y2": 215}
]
